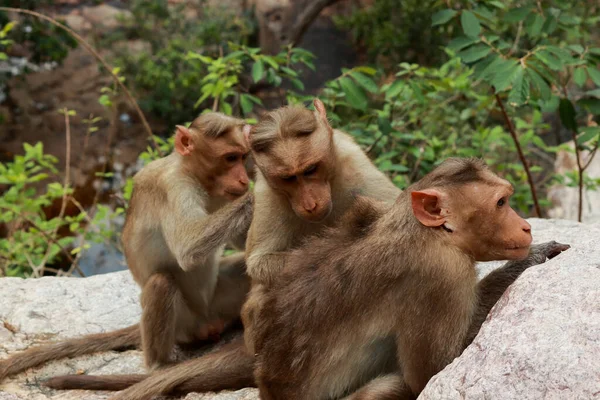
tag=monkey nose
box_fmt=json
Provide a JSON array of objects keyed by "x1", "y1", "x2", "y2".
[
  {"x1": 522, "y1": 220, "x2": 532, "y2": 234},
  {"x1": 304, "y1": 202, "x2": 318, "y2": 213}
]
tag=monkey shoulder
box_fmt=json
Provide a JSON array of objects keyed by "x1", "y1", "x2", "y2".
[{"x1": 332, "y1": 130, "x2": 400, "y2": 205}]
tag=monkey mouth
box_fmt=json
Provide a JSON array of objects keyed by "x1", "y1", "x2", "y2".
[{"x1": 225, "y1": 190, "x2": 246, "y2": 197}]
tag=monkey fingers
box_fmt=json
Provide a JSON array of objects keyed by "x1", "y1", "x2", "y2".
[{"x1": 527, "y1": 241, "x2": 571, "y2": 265}]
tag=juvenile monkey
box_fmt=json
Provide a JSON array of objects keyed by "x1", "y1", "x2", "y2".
[
  {"x1": 0, "y1": 113, "x2": 253, "y2": 381},
  {"x1": 252, "y1": 158, "x2": 569, "y2": 399}
]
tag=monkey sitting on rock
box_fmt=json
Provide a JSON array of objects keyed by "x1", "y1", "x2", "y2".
[{"x1": 0, "y1": 112, "x2": 255, "y2": 381}]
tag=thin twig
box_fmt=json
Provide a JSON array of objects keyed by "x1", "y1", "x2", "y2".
[
  {"x1": 495, "y1": 94, "x2": 542, "y2": 217},
  {"x1": 508, "y1": 21, "x2": 523, "y2": 57},
  {"x1": 0, "y1": 7, "x2": 162, "y2": 155}
]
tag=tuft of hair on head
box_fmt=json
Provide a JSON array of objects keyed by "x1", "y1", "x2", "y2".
[
  {"x1": 188, "y1": 112, "x2": 245, "y2": 139},
  {"x1": 411, "y1": 158, "x2": 490, "y2": 191},
  {"x1": 250, "y1": 105, "x2": 317, "y2": 153}
]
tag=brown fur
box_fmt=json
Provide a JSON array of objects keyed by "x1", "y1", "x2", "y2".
[
  {"x1": 252, "y1": 158, "x2": 568, "y2": 399},
  {"x1": 0, "y1": 113, "x2": 253, "y2": 382}
]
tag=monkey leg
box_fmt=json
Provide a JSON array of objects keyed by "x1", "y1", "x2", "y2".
[
  {"x1": 140, "y1": 272, "x2": 180, "y2": 370},
  {"x1": 466, "y1": 240, "x2": 570, "y2": 345},
  {"x1": 195, "y1": 253, "x2": 251, "y2": 341},
  {"x1": 240, "y1": 283, "x2": 266, "y2": 355},
  {"x1": 342, "y1": 375, "x2": 414, "y2": 400}
]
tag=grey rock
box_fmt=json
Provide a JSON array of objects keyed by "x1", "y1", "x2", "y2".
[
  {"x1": 420, "y1": 218, "x2": 600, "y2": 399},
  {"x1": 1, "y1": 219, "x2": 597, "y2": 399}
]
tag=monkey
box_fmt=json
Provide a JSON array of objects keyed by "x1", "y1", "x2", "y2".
[
  {"x1": 0, "y1": 112, "x2": 254, "y2": 382},
  {"x1": 43, "y1": 108, "x2": 566, "y2": 400},
  {"x1": 251, "y1": 158, "x2": 570, "y2": 399}
]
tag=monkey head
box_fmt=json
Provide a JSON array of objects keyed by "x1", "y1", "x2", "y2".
[
  {"x1": 410, "y1": 160, "x2": 532, "y2": 261},
  {"x1": 249, "y1": 99, "x2": 335, "y2": 223},
  {"x1": 175, "y1": 114, "x2": 251, "y2": 201}
]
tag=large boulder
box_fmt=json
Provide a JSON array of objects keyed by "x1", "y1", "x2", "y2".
[{"x1": 0, "y1": 219, "x2": 598, "y2": 399}]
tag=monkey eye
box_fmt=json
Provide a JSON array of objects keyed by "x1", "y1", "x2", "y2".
[
  {"x1": 225, "y1": 154, "x2": 239, "y2": 163},
  {"x1": 303, "y1": 164, "x2": 318, "y2": 176},
  {"x1": 242, "y1": 153, "x2": 249, "y2": 161},
  {"x1": 281, "y1": 175, "x2": 297, "y2": 182},
  {"x1": 497, "y1": 198, "x2": 506, "y2": 207}
]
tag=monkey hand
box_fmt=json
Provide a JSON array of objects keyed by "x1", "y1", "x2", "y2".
[{"x1": 526, "y1": 240, "x2": 571, "y2": 265}]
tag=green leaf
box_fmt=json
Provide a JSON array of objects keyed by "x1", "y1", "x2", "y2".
[
  {"x1": 252, "y1": 61, "x2": 264, "y2": 83},
  {"x1": 354, "y1": 66, "x2": 377, "y2": 75},
  {"x1": 525, "y1": 13, "x2": 544, "y2": 37},
  {"x1": 558, "y1": 98, "x2": 578, "y2": 133},
  {"x1": 491, "y1": 62, "x2": 520, "y2": 92},
  {"x1": 409, "y1": 81, "x2": 425, "y2": 103},
  {"x1": 573, "y1": 68, "x2": 587, "y2": 87},
  {"x1": 504, "y1": 6, "x2": 532, "y2": 22},
  {"x1": 578, "y1": 98, "x2": 600, "y2": 114},
  {"x1": 587, "y1": 67, "x2": 600, "y2": 87},
  {"x1": 461, "y1": 11, "x2": 481, "y2": 38},
  {"x1": 577, "y1": 127, "x2": 600, "y2": 145},
  {"x1": 457, "y1": 44, "x2": 490, "y2": 63},
  {"x1": 239, "y1": 94, "x2": 253, "y2": 115},
  {"x1": 385, "y1": 79, "x2": 404, "y2": 99},
  {"x1": 349, "y1": 71, "x2": 378, "y2": 93},
  {"x1": 290, "y1": 78, "x2": 305, "y2": 91},
  {"x1": 431, "y1": 9, "x2": 457, "y2": 26},
  {"x1": 586, "y1": 89, "x2": 600, "y2": 98},
  {"x1": 542, "y1": 15, "x2": 558, "y2": 34},
  {"x1": 540, "y1": 95, "x2": 560, "y2": 112},
  {"x1": 526, "y1": 69, "x2": 551, "y2": 100},
  {"x1": 507, "y1": 68, "x2": 530, "y2": 106},
  {"x1": 339, "y1": 77, "x2": 368, "y2": 110},
  {"x1": 535, "y1": 50, "x2": 562, "y2": 71},
  {"x1": 447, "y1": 36, "x2": 479, "y2": 52}
]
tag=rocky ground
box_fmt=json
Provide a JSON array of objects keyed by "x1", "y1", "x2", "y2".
[{"x1": 0, "y1": 218, "x2": 598, "y2": 399}]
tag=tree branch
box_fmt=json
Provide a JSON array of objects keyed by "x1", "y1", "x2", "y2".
[
  {"x1": 287, "y1": 0, "x2": 343, "y2": 46},
  {"x1": 495, "y1": 94, "x2": 542, "y2": 217}
]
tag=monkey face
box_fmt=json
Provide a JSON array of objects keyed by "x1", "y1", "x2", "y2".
[{"x1": 411, "y1": 170, "x2": 532, "y2": 262}]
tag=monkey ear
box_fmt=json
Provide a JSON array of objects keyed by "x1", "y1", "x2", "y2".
[
  {"x1": 243, "y1": 124, "x2": 252, "y2": 146},
  {"x1": 313, "y1": 98, "x2": 327, "y2": 118},
  {"x1": 175, "y1": 125, "x2": 194, "y2": 156},
  {"x1": 411, "y1": 189, "x2": 446, "y2": 227}
]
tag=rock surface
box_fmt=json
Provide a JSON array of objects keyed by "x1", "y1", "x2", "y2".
[{"x1": 0, "y1": 218, "x2": 598, "y2": 399}]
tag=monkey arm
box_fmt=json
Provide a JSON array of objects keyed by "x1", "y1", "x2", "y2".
[
  {"x1": 246, "y1": 252, "x2": 289, "y2": 285},
  {"x1": 162, "y1": 192, "x2": 253, "y2": 272},
  {"x1": 466, "y1": 240, "x2": 570, "y2": 346}
]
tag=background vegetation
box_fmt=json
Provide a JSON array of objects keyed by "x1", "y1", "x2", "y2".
[{"x1": 0, "y1": 0, "x2": 598, "y2": 277}]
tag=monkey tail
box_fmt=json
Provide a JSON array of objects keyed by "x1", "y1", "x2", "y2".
[
  {"x1": 45, "y1": 339, "x2": 255, "y2": 400},
  {"x1": 0, "y1": 324, "x2": 140, "y2": 382},
  {"x1": 44, "y1": 374, "x2": 146, "y2": 391}
]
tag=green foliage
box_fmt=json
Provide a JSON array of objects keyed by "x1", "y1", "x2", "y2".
[
  {"x1": 333, "y1": 0, "x2": 448, "y2": 67},
  {"x1": 292, "y1": 57, "x2": 555, "y2": 212},
  {"x1": 188, "y1": 44, "x2": 314, "y2": 116},
  {"x1": 0, "y1": 1, "x2": 77, "y2": 64},
  {"x1": 100, "y1": 0, "x2": 255, "y2": 127},
  {"x1": 0, "y1": 141, "x2": 123, "y2": 277}
]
